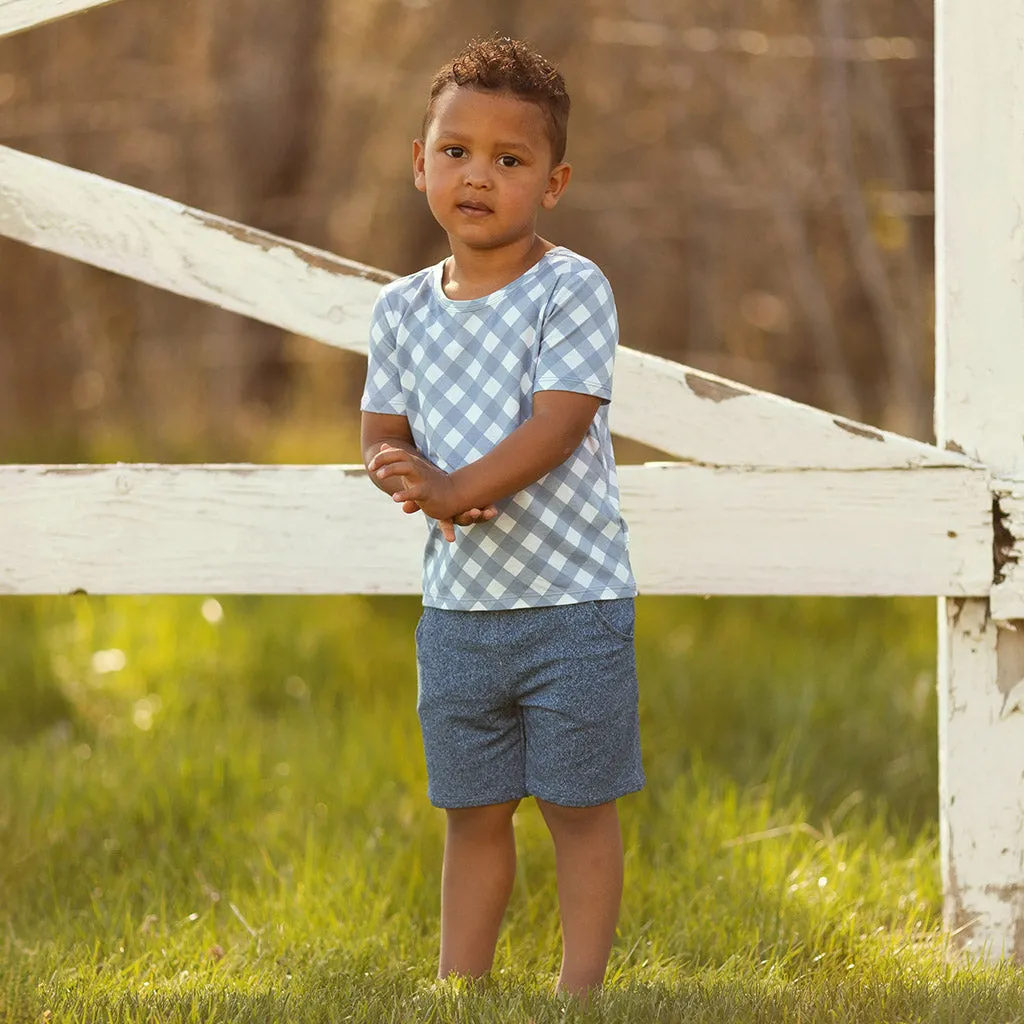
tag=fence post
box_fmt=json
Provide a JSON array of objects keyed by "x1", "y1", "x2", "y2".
[{"x1": 936, "y1": 0, "x2": 1024, "y2": 959}]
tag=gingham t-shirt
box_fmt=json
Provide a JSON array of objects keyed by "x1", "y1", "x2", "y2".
[{"x1": 360, "y1": 246, "x2": 636, "y2": 611}]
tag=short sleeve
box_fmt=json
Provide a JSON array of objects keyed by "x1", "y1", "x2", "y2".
[
  {"x1": 360, "y1": 289, "x2": 406, "y2": 415},
  {"x1": 534, "y1": 267, "x2": 618, "y2": 403}
]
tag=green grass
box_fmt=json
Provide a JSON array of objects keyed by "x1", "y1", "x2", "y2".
[{"x1": 2, "y1": 593, "x2": 1023, "y2": 1022}]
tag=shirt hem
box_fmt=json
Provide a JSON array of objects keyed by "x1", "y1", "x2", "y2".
[
  {"x1": 533, "y1": 377, "x2": 612, "y2": 402},
  {"x1": 359, "y1": 399, "x2": 406, "y2": 415},
  {"x1": 421, "y1": 583, "x2": 638, "y2": 612}
]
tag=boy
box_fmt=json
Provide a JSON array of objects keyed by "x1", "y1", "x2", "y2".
[{"x1": 359, "y1": 35, "x2": 643, "y2": 996}]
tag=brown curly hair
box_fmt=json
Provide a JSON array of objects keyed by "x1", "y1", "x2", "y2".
[{"x1": 422, "y1": 35, "x2": 571, "y2": 164}]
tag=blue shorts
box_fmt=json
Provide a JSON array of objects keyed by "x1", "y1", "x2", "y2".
[{"x1": 415, "y1": 598, "x2": 645, "y2": 809}]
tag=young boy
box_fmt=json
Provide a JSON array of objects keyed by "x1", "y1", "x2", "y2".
[{"x1": 359, "y1": 35, "x2": 643, "y2": 996}]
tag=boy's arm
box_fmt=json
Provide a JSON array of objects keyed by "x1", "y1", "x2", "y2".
[
  {"x1": 360, "y1": 411, "x2": 420, "y2": 499},
  {"x1": 369, "y1": 390, "x2": 602, "y2": 520},
  {"x1": 361, "y1": 411, "x2": 500, "y2": 537},
  {"x1": 451, "y1": 390, "x2": 603, "y2": 508}
]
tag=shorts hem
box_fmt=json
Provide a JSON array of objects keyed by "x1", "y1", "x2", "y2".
[
  {"x1": 527, "y1": 775, "x2": 646, "y2": 809},
  {"x1": 428, "y1": 789, "x2": 528, "y2": 810}
]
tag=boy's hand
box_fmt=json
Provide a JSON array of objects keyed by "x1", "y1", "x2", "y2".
[
  {"x1": 372, "y1": 444, "x2": 498, "y2": 542},
  {"x1": 370, "y1": 443, "x2": 457, "y2": 516},
  {"x1": 397, "y1": 499, "x2": 498, "y2": 542}
]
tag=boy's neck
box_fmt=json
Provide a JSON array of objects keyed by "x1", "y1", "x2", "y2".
[{"x1": 442, "y1": 234, "x2": 554, "y2": 301}]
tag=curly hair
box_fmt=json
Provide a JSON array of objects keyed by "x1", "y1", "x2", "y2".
[{"x1": 423, "y1": 35, "x2": 571, "y2": 164}]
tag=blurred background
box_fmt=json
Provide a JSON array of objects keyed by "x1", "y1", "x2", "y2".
[{"x1": 0, "y1": 0, "x2": 935, "y2": 465}]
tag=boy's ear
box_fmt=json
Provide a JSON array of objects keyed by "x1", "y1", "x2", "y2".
[
  {"x1": 412, "y1": 139, "x2": 427, "y2": 192},
  {"x1": 541, "y1": 162, "x2": 572, "y2": 211}
]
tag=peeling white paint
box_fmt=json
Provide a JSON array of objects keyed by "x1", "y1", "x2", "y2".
[
  {"x1": 936, "y1": 0, "x2": 1024, "y2": 961},
  {"x1": 991, "y1": 477, "x2": 1024, "y2": 620},
  {"x1": 0, "y1": 145, "x2": 392, "y2": 359},
  {"x1": 939, "y1": 600, "x2": 1024, "y2": 961},
  {"x1": 998, "y1": 677, "x2": 1024, "y2": 722},
  {"x1": 612, "y1": 349, "x2": 976, "y2": 469}
]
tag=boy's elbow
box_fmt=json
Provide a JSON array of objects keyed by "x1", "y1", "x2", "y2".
[
  {"x1": 547, "y1": 424, "x2": 589, "y2": 466},
  {"x1": 559, "y1": 434, "x2": 583, "y2": 461},
  {"x1": 556, "y1": 412, "x2": 594, "y2": 456},
  {"x1": 359, "y1": 419, "x2": 376, "y2": 468},
  {"x1": 531, "y1": 394, "x2": 601, "y2": 464},
  {"x1": 361, "y1": 412, "x2": 415, "y2": 468}
]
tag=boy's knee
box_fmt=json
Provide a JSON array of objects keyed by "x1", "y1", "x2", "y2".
[
  {"x1": 536, "y1": 798, "x2": 618, "y2": 837},
  {"x1": 445, "y1": 800, "x2": 519, "y2": 838}
]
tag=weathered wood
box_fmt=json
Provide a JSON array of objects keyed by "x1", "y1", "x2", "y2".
[
  {"x1": 0, "y1": 145, "x2": 393, "y2": 360},
  {"x1": 0, "y1": 144, "x2": 974, "y2": 471},
  {"x1": 612, "y1": 349, "x2": 968, "y2": 470},
  {"x1": 0, "y1": 465, "x2": 421, "y2": 597},
  {"x1": 936, "y1": 0, "x2": 1024, "y2": 961},
  {"x1": 0, "y1": 0, "x2": 122, "y2": 38},
  {"x1": 991, "y1": 477, "x2": 1024, "y2": 621},
  {"x1": 938, "y1": 600, "x2": 1024, "y2": 958},
  {"x1": 0, "y1": 463, "x2": 991, "y2": 597},
  {"x1": 627, "y1": 463, "x2": 991, "y2": 598}
]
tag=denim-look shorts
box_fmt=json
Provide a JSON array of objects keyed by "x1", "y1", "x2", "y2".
[{"x1": 415, "y1": 598, "x2": 645, "y2": 809}]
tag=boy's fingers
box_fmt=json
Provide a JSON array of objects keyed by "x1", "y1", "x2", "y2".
[
  {"x1": 369, "y1": 448, "x2": 413, "y2": 472},
  {"x1": 376, "y1": 460, "x2": 417, "y2": 480},
  {"x1": 393, "y1": 485, "x2": 424, "y2": 503},
  {"x1": 448, "y1": 506, "x2": 501, "y2": 526},
  {"x1": 439, "y1": 519, "x2": 456, "y2": 542},
  {"x1": 401, "y1": 500, "x2": 420, "y2": 514}
]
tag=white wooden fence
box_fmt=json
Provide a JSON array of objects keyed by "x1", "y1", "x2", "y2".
[{"x1": 2, "y1": 0, "x2": 1023, "y2": 960}]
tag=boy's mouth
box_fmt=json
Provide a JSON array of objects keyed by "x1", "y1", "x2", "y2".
[{"x1": 456, "y1": 201, "x2": 493, "y2": 217}]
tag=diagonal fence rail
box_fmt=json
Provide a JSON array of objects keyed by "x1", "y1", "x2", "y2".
[
  {"x1": 0, "y1": 0, "x2": 123, "y2": 38},
  {"x1": 0, "y1": 144, "x2": 971, "y2": 473}
]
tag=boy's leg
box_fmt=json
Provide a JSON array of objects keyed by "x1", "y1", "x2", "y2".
[
  {"x1": 439, "y1": 799, "x2": 520, "y2": 979},
  {"x1": 535, "y1": 797, "x2": 623, "y2": 996}
]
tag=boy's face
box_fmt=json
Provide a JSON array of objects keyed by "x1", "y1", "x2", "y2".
[{"x1": 413, "y1": 85, "x2": 571, "y2": 254}]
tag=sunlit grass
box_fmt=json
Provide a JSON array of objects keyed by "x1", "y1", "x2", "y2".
[{"x1": 2, "y1": 594, "x2": 1023, "y2": 1022}]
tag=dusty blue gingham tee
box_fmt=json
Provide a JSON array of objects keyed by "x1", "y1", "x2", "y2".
[{"x1": 360, "y1": 246, "x2": 637, "y2": 611}]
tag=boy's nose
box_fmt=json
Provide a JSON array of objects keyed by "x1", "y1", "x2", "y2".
[{"x1": 463, "y1": 163, "x2": 492, "y2": 188}]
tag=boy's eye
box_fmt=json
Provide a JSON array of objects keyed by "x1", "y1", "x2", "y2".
[
  {"x1": 498, "y1": 155, "x2": 520, "y2": 168},
  {"x1": 442, "y1": 146, "x2": 466, "y2": 159}
]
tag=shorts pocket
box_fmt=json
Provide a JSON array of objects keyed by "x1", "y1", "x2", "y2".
[{"x1": 586, "y1": 598, "x2": 635, "y2": 642}]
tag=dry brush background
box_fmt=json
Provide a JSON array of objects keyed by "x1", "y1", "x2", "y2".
[{"x1": 0, "y1": 0, "x2": 935, "y2": 462}]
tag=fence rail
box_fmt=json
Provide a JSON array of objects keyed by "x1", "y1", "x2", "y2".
[{"x1": 1, "y1": 462, "x2": 992, "y2": 597}]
